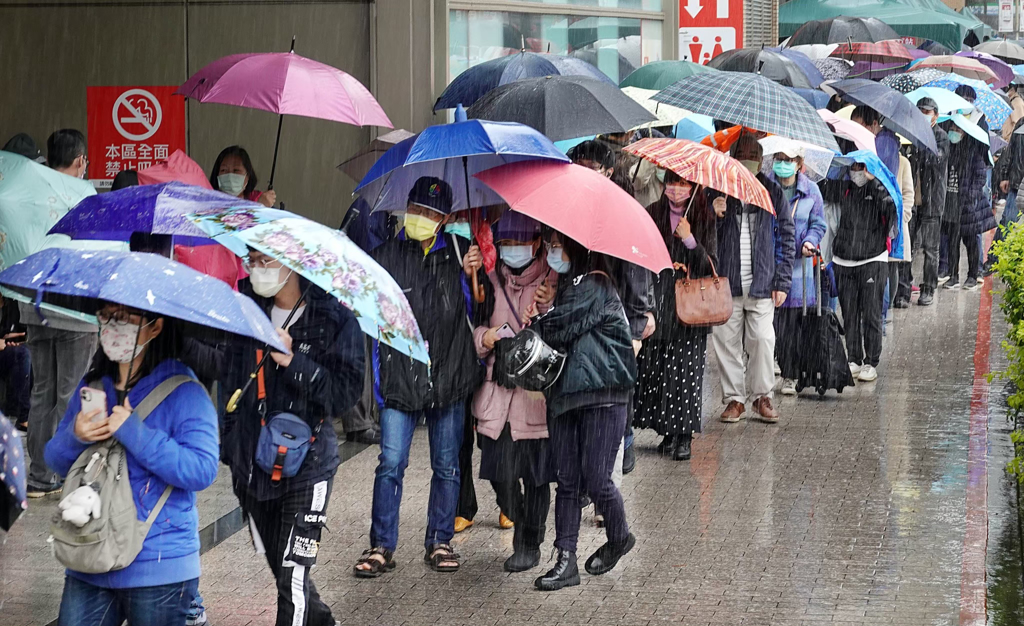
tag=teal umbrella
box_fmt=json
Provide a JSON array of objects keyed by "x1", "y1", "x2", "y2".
[
  {"x1": 0, "y1": 151, "x2": 97, "y2": 272},
  {"x1": 618, "y1": 60, "x2": 715, "y2": 91}
]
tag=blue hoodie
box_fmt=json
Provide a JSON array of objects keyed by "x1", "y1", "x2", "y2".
[{"x1": 45, "y1": 359, "x2": 219, "y2": 589}]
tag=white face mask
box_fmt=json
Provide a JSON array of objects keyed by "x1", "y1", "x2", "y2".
[
  {"x1": 218, "y1": 173, "x2": 247, "y2": 196},
  {"x1": 250, "y1": 266, "x2": 290, "y2": 297},
  {"x1": 850, "y1": 170, "x2": 870, "y2": 187},
  {"x1": 99, "y1": 321, "x2": 153, "y2": 364}
]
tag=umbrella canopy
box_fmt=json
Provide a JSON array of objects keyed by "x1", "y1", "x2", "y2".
[
  {"x1": 758, "y1": 136, "x2": 836, "y2": 182},
  {"x1": 356, "y1": 106, "x2": 569, "y2": 214},
  {"x1": 652, "y1": 72, "x2": 840, "y2": 152},
  {"x1": 187, "y1": 207, "x2": 429, "y2": 363},
  {"x1": 0, "y1": 151, "x2": 97, "y2": 272},
  {"x1": 337, "y1": 129, "x2": 415, "y2": 182},
  {"x1": 622, "y1": 138, "x2": 775, "y2": 212},
  {"x1": 881, "y1": 72, "x2": 927, "y2": 93},
  {"x1": 136, "y1": 150, "x2": 211, "y2": 189},
  {"x1": 846, "y1": 60, "x2": 911, "y2": 81},
  {"x1": 904, "y1": 87, "x2": 973, "y2": 115},
  {"x1": 0, "y1": 413, "x2": 26, "y2": 531},
  {"x1": 0, "y1": 248, "x2": 287, "y2": 353},
  {"x1": 923, "y1": 75, "x2": 1013, "y2": 129},
  {"x1": 791, "y1": 44, "x2": 840, "y2": 60},
  {"x1": 621, "y1": 87, "x2": 693, "y2": 127},
  {"x1": 906, "y1": 67, "x2": 951, "y2": 86},
  {"x1": 913, "y1": 55, "x2": 1000, "y2": 84},
  {"x1": 955, "y1": 50, "x2": 1015, "y2": 88},
  {"x1": 829, "y1": 40, "x2": 913, "y2": 64},
  {"x1": 433, "y1": 51, "x2": 613, "y2": 111},
  {"x1": 825, "y1": 79, "x2": 938, "y2": 153},
  {"x1": 818, "y1": 109, "x2": 878, "y2": 153},
  {"x1": 467, "y1": 75, "x2": 657, "y2": 142},
  {"x1": 976, "y1": 40, "x2": 1024, "y2": 64},
  {"x1": 49, "y1": 182, "x2": 264, "y2": 242},
  {"x1": 919, "y1": 40, "x2": 954, "y2": 56},
  {"x1": 708, "y1": 48, "x2": 823, "y2": 89},
  {"x1": 674, "y1": 115, "x2": 716, "y2": 142},
  {"x1": 814, "y1": 57, "x2": 853, "y2": 81},
  {"x1": 790, "y1": 87, "x2": 832, "y2": 109},
  {"x1": 618, "y1": 60, "x2": 715, "y2": 91},
  {"x1": 788, "y1": 16, "x2": 900, "y2": 45},
  {"x1": 473, "y1": 161, "x2": 671, "y2": 273}
]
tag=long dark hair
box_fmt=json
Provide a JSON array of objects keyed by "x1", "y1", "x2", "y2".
[
  {"x1": 210, "y1": 146, "x2": 258, "y2": 197},
  {"x1": 559, "y1": 233, "x2": 618, "y2": 290},
  {"x1": 87, "y1": 308, "x2": 183, "y2": 390}
]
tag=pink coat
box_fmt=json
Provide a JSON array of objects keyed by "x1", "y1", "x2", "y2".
[{"x1": 472, "y1": 258, "x2": 556, "y2": 442}]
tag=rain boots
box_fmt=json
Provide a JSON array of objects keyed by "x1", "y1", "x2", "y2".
[{"x1": 504, "y1": 521, "x2": 544, "y2": 573}]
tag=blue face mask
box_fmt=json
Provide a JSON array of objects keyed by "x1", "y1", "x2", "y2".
[
  {"x1": 772, "y1": 160, "x2": 798, "y2": 179},
  {"x1": 947, "y1": 130, "x2": 963, "y2": 144},
  {"x1": 547, "y1": 248, "x2": 571, "y2": 274},
  {"x1": 500, "y1": 245, "x2": 535, "y2": 269},
  {"x1": 445, "y1": 221, "x2": 472, "y2": 239}
]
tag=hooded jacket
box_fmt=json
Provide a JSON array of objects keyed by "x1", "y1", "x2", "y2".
[
  {"x1": 769, "y1": 172, "x2": 827, "y2": 308},
  {"x1": 224, "y1": 279, "x2": 364, "y2": 501},
  {"x1": 954, "y1": 137, "x2": 996, "y2": 237},
  {"x1": 45, "y1": 359, "x2": 219, "y2": 588},
  {"x1": 822, "y1": 176, "x2": 898, "y2": 263}
]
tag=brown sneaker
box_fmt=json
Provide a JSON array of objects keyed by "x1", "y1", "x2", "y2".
[
  {"x1": 719, "y1": 401, "x2": 745, "y2": 423},
  {"x1": 752, "y1": 396, "x2": 779, "y2": 423}
]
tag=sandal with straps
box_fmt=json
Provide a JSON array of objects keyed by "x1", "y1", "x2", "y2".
[
  {"x1": 424, "y1": 543, "x2": 460, "y2": 573},
  {"x1": 353, "y1": 547, "x2": 395, "y2": 578}
]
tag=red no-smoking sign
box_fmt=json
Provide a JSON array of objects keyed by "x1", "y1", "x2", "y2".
[{"x1": 87, "y1": 86, "x2": 186, "y2": 187}]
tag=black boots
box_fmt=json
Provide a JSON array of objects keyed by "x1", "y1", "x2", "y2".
[
  {"x1": 658, "y1": 434, "x2": 693, "y2": 461},
  {"x1": 584, "y1": 533, "x2": 636, "y2": 576},
  {"x1": 534, "y1": 549, "x2": 580, "y2": 591},
  {"x1": 505, "y1": 524, "x2": 543, "y2": 573}
]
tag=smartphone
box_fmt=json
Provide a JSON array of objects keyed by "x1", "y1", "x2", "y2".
[
  {"x1": 80, "y1": 387, "x2": 107, "y2": 422},
  {"x1": 495, "y1": 323, "x2": 516, "y2": 340}
]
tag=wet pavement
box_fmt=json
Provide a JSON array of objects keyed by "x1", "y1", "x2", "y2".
[{"x1": 0, "y1": 280, "x2": 1018, "y2": 625}]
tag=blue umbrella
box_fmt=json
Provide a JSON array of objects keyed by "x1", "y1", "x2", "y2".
[
  {"x1": 48, "y1": 182, "x2": 264, "y2": 243},
  {"x1": 825, "y1": 79, "x2": 939, "y2": 153},
  {"x1": 0, "y1": 248, "x2": 287, "y2": 353},
  {"x1": 673, "y1": 114, "x2": 715, "y2": 142},
  {"x1": 767, "y1": 46, "x2": 827, "y2": 87},
  {"x1": 829, "y1": 149, "x2": 905, "y2": 259},
  {"x1": 434, "y1": 52, "x2": 614, "y2": 111},
  {"x1": 356, "y1": 105, "x2": 569, "y2": 214},
  {"x1": 922, "y1": 75, "x2": 1012, "y2": 130},
  {"x1": 789, "y1": 87, "x2": 832, "y2": 109}
]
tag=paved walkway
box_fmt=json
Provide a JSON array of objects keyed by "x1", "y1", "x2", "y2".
[{"x1": 0, "y1": 281, "x2": 1011, "y2": 626}]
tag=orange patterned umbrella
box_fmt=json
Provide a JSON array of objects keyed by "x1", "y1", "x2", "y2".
[{"x1": 623, "y1": 137, "x2": 775, "y2": 214}]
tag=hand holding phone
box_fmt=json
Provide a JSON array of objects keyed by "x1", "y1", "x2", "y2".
[
  {"x1": 80, "y1": 387, "x2": 108, "y2": 423},
  {"x1": 495, "y1": 323, "x2": 515, "y2": 340}
]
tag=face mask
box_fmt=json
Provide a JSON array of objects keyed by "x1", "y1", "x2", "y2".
[
  {"x1": 250, "y1": 266, "x2": 290, "y2": 298},
  {"x1": 445, "y1": 221, "x2": 472, "y2": 239},
  {"x1": 218, "y1": 173, "x2": 246, "y2": 196},
  {"x1": 547, "y1": 248, "x2": 571, "y2": 274},
  {"x1": 500, "y1": 245, "x2": 535, "y2": 269},
  {"x1": 655, "y1": 168, "x2": 667, "y2": 183},
  {"x1": 773, "y1": 160, "x2": 798, "y2": 179},
  {"x1": 99, "y1": 321, "x2": 153, "y2": 364},
  {"x1": 405, "y1": 213, "x2": 441, "y2": 241},
  {"x1": 664, "y1": 185, "x2": 692, "y2": 206},
  {"x1": 948, "y1": 130, "x2": 963, "y2": 144},
  {"x1": 849, "y1": 170, "x2": 869, "y2": 187},
  {"x1": 739, "y1": 160, "x2": 761, "y2": 175}
]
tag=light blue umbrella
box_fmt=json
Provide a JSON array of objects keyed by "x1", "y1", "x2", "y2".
[
  {"x1": 553, "y1": 135, "x2": 595, "y2": 154},
  {"x1": 830, "y1": 149, "x2": 904, "y2": 259},
  {"x1": 923, "y1": 75, "x2": 1012, "y2": 129},
  {"x1": 904, "y1": 87, "x2": 973, "y2": 115},
  {"x1": 673, "y1": 114, "x2": 715, "y2": 142}
]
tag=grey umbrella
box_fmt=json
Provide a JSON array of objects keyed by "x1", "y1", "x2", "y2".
[
  {"x1": 336, "y1": 129, "x2": 415, "y2": 182},
  {"x1": 975, "y1": 40, "x2": 1024, "y2": 64}
]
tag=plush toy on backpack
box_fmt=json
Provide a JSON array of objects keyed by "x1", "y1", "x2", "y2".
[{"x1": 58, "y1": 484, "x2": 102, "y2": 527}]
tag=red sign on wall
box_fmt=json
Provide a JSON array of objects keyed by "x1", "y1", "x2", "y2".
[
  {"x1": 679, "y1": 0, "x2": 744, "y2": 64},
  {"x1": 87, "y1": 86, "x2": 186, "y2": 187}
]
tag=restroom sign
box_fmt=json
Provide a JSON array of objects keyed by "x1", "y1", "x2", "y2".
[
  {"x1": 679, "y1": 0, "x2": 744, "y2": 64},
  {"x1": 87, "y1": 86, "x2": 186, "y2": 187}
]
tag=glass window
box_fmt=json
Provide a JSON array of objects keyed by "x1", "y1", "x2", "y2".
[
  {"x1": 449, "y1": 10, "x2": 663, "y2": 85},
  {"x1": 524, "y1": 0, "x2": 662, "y2": 10}
]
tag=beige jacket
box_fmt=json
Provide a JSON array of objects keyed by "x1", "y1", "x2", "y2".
[
  {"x1": 1002, "y1": 92, "x2": 1024, "y2": 141},
  {"x1": 894, "y1": 154, "x2": 914, "y2": 262}
]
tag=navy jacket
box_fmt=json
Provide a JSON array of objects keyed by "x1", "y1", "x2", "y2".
[
  {"x1": 224, "y1": 280, "x2": 364, "y2": 501},
  {"x1": 709, "y1": 172, "x2": 795, "y2": 299},
  {"x1": 956, "y1": 138, "x2": 996, "y2": 237}
]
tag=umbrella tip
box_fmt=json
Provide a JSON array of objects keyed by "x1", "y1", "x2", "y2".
[
  {"x1": 455, "y1": 104, "x2": 468, "y2": 123},
  {"x1": 289, "y1": 35, "x2": 296, "y2": 53}
]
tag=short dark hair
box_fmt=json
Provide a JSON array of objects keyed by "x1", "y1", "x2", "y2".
[
  {"x1": 954, "y1": 84, "x2": 977, "y2": 102},
  {"x1": 210, "y1": 146, "x2": 258, "y2": 197},
  {"x1": 46, "y1": 129, "x2": 86, "y2": 170},
  {"x1": 567, "y1": 140, "x2": 614, "y2": 170},
  {"x1": 110, "y1": 169, "x2": 139, "y2": 191},
  {"x1": 851, "y1": 106, "x2": 881, "y2": 127}
]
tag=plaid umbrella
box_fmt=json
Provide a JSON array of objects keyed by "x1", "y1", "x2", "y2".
[
  {"x1": 880, "y1": 72, "x2": 924, "y2": 93},
  {"x1": 913, "y1": 56, "x2": 999, "y2": 84},
  {"x1": 923, "y1": 75, "x2": 1012, "y2": 129},
  {"x1": 622, "y1": 137, "x2": 774, "y2": 212},
  {"x1": 652, "y1": 72, "x2": 840, "y2": 152},
  {"x1": 829, "y1": 41, "x2": 913, "y2": 63},
  {"x1": 814, "y1": 57, "x2": 853, "y2": 81}
]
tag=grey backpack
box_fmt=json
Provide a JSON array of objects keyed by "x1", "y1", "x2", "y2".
[{"x1": 50, "y1": 375, "x2": 198, "y2": 574}]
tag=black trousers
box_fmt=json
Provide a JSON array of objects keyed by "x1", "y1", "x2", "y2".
[
  {"x1": 899, "y1": 212, "x2": 940, "y2": 298},
  {"x1": 836, "y1": 262, "x2": 887, "y2": 368},
  {"x1": 493, "y1": 479, "x2": 550, "y2": 550},
  {"x1": 456, "y1": 406, "x2": 478, "y2": 521},
  {"x1": 235, "y1": 478, "x2": 334, "y2": 626},
  {"x1": 942, "y1": 221, "x2": 981, "y2": 282}
]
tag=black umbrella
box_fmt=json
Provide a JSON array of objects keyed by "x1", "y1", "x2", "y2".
[
  {"x1": 919, "y1": 40, "x2": 953, "y2": 56},
  {"x1": 825, "y1": 78, "x2": 939, "y2": 153},
  {"x1": 708, "y1": 48, "x2": 822, "y2": 88},
  {"x1": 788, "y1": 17, "x2": 900, "y2": 46},
  {"x1": 466, "y1": 75, "x2": 657, "y2": 142}
]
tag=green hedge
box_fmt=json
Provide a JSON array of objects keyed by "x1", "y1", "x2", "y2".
[{"x1": 992, "y1": 222, "x2": 1024, "y2": 480}]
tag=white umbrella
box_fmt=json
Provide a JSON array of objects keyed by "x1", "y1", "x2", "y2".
[{"x1": 621, "y1": 87, "x2": 693, "y2": 128}]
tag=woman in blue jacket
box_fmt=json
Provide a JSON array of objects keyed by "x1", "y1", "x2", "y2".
[
  {"x1": 45, "y1": 302, "x2": 220, "y2": 626},
  {"x1": 766, "y1": 144, "x2": 827, "y2": 396}
]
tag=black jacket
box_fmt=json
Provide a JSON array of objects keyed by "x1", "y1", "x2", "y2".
[
  {"x1": 224, "y1": 280, "x2": 365, "y2": 501},
  {"x1": 912, "y1": 125, "x2": 950, "y2": 219},
  {"x1": 535, "y1": 272, "x2": 636, "y2": 418},
  {"x1": 997, "y1": 117, "x2": 1024, "y2": 189},
  {"x1": 371, "y1": 234, "x2": 485, "y2": 412},
  {"x1": 822, "y1": 177, "x2": 898, "y2": 262}
]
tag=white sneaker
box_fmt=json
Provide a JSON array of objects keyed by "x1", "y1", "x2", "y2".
[
  {"x1": 774, "y1": 360, "x2": 781, "y2": 375},
  {"x1": 849, "y1": 362, "x2": 863, "y2": 376},
  {"x1": 858, "y1": 365, "x2": 878, "y2": 382},
  {"x1": 938, "y1": 275, "x2": 951, "y2": 285},
  {"x1": 781, "y1": 379, "x2": 797, "y2": 395}
]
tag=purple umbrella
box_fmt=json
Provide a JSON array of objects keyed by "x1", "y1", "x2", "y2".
[{"x1": 955, "y1": 50, "x2": 1014, "y2": 89}]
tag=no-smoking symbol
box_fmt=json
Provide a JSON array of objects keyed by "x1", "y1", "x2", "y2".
[{"x1": 112, "y1": 89, "x2": 162, "y2": 141}]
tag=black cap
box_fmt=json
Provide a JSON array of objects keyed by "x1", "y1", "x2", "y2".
[
  {"x1": 407, "y1": 176, "x2": 453, "y2": 214},
  {"x1": 916, "y1": 97, "x2": 939, "y2": 113},
  {"x1": 2, "y1": 133, "x2": 45, "y2": 163}
]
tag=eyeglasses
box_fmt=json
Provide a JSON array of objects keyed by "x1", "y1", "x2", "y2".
[
  {"x1": 543, "y1": 241, "x2": 563, "y2": 252},
  {"x1": 96, "y1": 309, "x2": 144, "y2": 327},
  {"x1": 243, "y1": 256, "x2": 277, "y2": 271}
]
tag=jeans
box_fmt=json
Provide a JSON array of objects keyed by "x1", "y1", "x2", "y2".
[
  {"x1": 26, "y1": 325, "x2": 96, "y2": 490},
  {"x1": 836, "y1": 262, "x2": 887, "y2": 368},
  {"x1": 549, "y1": 403, "x2": 629, "y2": 553},
  {"x1": 0, "y1": 343, "x2": 31, "y2": 419},
  {"x1": 57, "y1": 575, "x2": 198, "y2": 626},
  {"x1": 899, "y1": 212, "x2": 940, "y2": 299},
  {"x1": 371, "y1": 403, "x2": 464, "y2": 552}
]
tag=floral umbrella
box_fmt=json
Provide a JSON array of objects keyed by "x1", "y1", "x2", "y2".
[
  {"x1": 186, "y1": 206, "x2": 429, "y2": 364},
  {"x1": 814, "y1": 57, "x2": 853, "y2": 81}
]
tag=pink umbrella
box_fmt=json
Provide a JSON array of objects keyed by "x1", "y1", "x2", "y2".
[
  {"x1": 136, "y1": 149, "x2": 212, "y2": 189},
  {"x1": 818, "y1": 109, "x2": 877, "y2": 153},
  {"x1": 473, "y1": 161, "x2": 671, "y2": 273},
  {"x1": 177, "y1": 38, "x2": 392, "y2": 189}
]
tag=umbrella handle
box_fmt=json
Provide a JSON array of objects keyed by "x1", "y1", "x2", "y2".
[{"x1": 471, "y1": 271, "x2": 485, "y2": 303}]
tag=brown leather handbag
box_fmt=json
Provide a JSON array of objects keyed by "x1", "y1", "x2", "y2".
[{"x1": 674, "y1": 255, "x2": 732, "y2": 327}]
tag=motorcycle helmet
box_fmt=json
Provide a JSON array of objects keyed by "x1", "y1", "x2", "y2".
[{"x1": 498, "y1": 328, "x2": 566, "y2": 392}]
